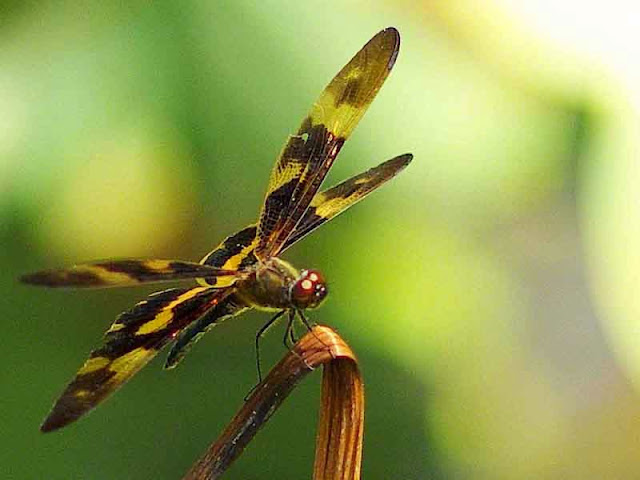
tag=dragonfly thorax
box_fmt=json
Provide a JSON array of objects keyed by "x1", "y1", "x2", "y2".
[{"x1": 236, "y1": 257, "x2": 328, "y2": 311}]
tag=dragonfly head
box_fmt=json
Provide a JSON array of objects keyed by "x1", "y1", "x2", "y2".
[{"x1": 290, "y1": 269, "x2": 327, "y2": 309}]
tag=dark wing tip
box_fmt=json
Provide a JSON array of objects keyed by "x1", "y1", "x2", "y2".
[
  {"x1": 396, "y1": 152, "x2": 413, "y2": 165},
  {"x1": 40, "y1": 417, "x2": 61, "y2": 433},
  {"x1": 364, "y1": 28, "x2": 401, "y2": 70},
  {"x1": 20, "y1": 271, "x2": 62, "y2": 287},
  {"x1": 379, "y1": 27, "x2": 401, "y2": 69},
  {"x1": 20, "y1": 271, "x2": 47, "y2": 285},
  {"x1": 40, "y1": 408, "x2": 77, "y2": 433},
  {"x1": 20, "y1": 269, "x2": 102, "y2": 288},
  {"x1": 40, "y1": 387, "x2": 98, "y2": 432},
  {"x1": 383, "y1": 153, "x2": 413, "y2": 173},
  {"x1": 381, "y1": 26, "x2": 400, "y2": 40}
]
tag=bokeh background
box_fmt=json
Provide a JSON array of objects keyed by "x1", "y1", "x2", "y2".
[{"x1": 3, "y1": 1, "x2": 640, "y2": 478}]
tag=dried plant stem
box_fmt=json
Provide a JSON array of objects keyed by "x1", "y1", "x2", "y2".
[
  {"x1": 313, "y1": 355, "x2": 364, "y2": 480},
  {"x1": 183, "y1": 325, "x2": 364, "y2": 480}
]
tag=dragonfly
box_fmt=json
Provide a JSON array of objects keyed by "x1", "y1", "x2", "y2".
[{"x1": 22, "y1": 27, "x2": 412, "y2": 433}]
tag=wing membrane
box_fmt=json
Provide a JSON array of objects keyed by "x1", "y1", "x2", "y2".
[
  {"x1": 205, "y1": 153, "x2": 411, "y2": 269},
  {"x1": 256, "y1": 27, "x2": 400, "y2": 259},
  {"x1": 21, "y1": 260, "x2": 236, "y2": 288},
  {"x1": 199, "y1": 226, "x2": 259, "y2": 287},
  {"x1": 40, "y1": 286, "x2": 231, "y2": 432},
  {"x1": 282, "y1": 153, "x2": 412, "y2": 250},
  {"x1": 164, "y1": 293, "x2": 249, "y2": 369}
]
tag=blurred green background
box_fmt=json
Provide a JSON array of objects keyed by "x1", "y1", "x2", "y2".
[{"x1": 4, "y1": 1, "x2": 640, "y2": 478}]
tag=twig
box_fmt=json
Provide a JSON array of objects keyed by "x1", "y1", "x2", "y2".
[{"x1": 182, "y1": 325, "x2": 364, "y2": 480}]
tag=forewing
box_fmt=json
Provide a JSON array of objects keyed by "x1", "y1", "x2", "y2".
[
  {"x1": 256, "y1": 27, "x2": 400, "y2": 259},
  {"x1": 281, "y1": 153, "x2": 412, "y2": 251},
  {"x1": 199, "y1": 153, "x2": 412, "y2": 267},
  {"x1": 40, "y1": 286, "x2": 231, "y2": 432},
  {"x1": 198, "y1": 225, "x2": 259, "y2": 287},
  {"x1": 21, "y1": 260, "x2": 235, "y2": 288}
]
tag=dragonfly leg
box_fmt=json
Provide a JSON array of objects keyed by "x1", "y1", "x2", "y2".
[{"x1": 254, "y1": 310, "x2": 286, "y2": 383}]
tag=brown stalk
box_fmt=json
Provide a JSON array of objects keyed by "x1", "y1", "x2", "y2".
[{"x1": 182, "y1": 325, "x2": 364, "y2": 480}]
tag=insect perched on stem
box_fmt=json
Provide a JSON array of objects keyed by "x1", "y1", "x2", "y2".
[{"x1": 23, "y1": 27, "x2": 411, "y2": 432}]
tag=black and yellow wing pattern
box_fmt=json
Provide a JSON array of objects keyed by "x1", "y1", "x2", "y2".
[
  {"x1": 199, "y1": 226, "x2": 259, "y2": 287},
  {"x1": 168, "y1": 153, "x2": 412, "y2": 367},
  {"x1": 25, "y1": 27, "x2": 410, "y2": 433},
  {"x1": 164, "y1": 292, "x2": 248, "y2": 369},
  {"x1": 255, "y1": 27, "x2": 401, "y2": 259},
  {"x1": 40, "y1": 286, "x2": 232, "y2": 431},
  {"x1": 170, "y1": 151, "x2": 412, "y2": 367},
  {"x1": 282, "y1": 153, "x2": 412, "y2": 250},
  {"x1": 21, "y1": 259, "x2": 236, "y2": 288},
  {"x1": 198, "y1": 152, "x2": 412, "y2": 270}
]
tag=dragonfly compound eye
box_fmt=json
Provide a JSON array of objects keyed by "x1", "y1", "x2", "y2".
[{"x1": 291, "y1": 269, "x2": 328, "y2": 309}]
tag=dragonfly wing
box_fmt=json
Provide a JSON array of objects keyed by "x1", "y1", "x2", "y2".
[
  {"x1": 281, "y1": 154, "x2": 412, "y2": 251},
  {"x1": 164, "y1": 293, "x2": 249, "y2": 369},
  {"x1": 22, "y1": 260, "x2": 236, "y2": 288},
  {"x1": 41, "y1": 286, "x2": 231, "y2": 432},
  {"x1": 198, "y1": 153, "x2": 412, "y2": 266},
  {"x1": 198, "y1": 225, "x2": 259, "y2": 287},
  {"x1": 255, "y1": 27, "x2": 401, "y2": 259}
]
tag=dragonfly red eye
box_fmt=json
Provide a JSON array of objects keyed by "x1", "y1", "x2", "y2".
[{"x1": 291, "y1": 269, "x2": 327, "y2": 309}]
